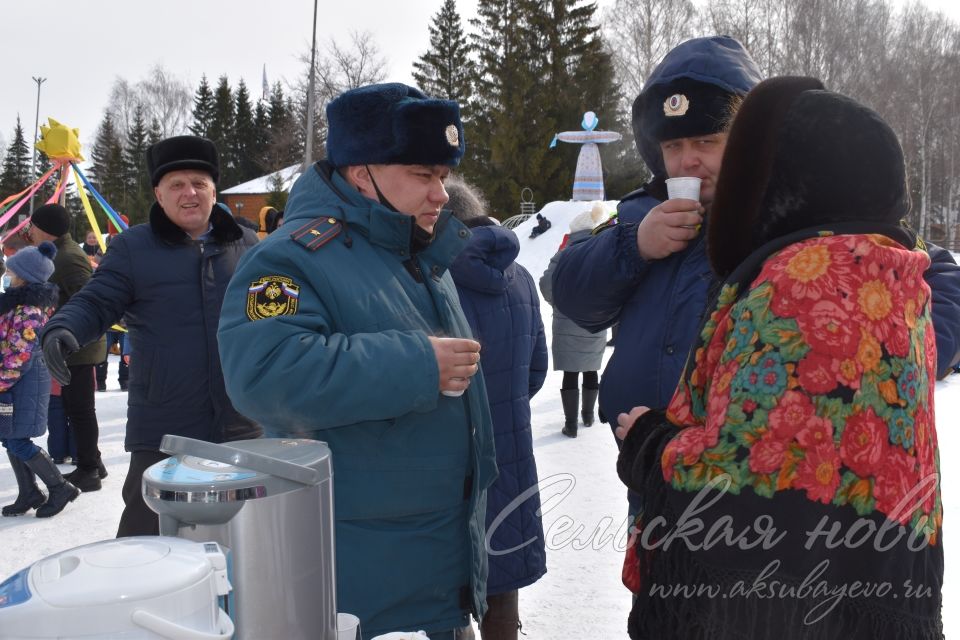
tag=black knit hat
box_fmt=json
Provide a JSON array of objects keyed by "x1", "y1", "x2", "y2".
[
  {"x1": 146, "y1": 135, "x2": 219, "y2": 186},
  {"x1": 325, "y1": 83, "x2": 465, "y2": 168},
  {"x1": 709, "y1": 76, "x2": 910, "y2": 277},
  {"x1": 30, "y1": 203, "x2": 71, "y2": 237}
]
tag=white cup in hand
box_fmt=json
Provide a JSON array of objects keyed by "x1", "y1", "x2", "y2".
[{"x1": 665, "y1": 177, "x2": 701, "y2": 201}]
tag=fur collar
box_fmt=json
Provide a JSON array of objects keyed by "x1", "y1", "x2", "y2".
[
  {"x1": 0, "y1": 282, "x2": 59, "y2": 315},
  {"x1": 149, "y1": 201, "x2": 245, "y2": 244}
]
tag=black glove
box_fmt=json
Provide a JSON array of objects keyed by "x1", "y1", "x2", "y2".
[{"x1": 42, "y1": 328, "x2": 79, "y2": 386}]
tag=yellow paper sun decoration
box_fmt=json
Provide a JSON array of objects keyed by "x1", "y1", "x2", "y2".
[{"x1": 35, "y1": 118, "x2": 84, "y2": 162}]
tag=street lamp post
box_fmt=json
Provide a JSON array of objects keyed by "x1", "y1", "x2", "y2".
[
  {"x1": 303, "y1": 0, "x2": 318, "y2": 169},
  {"x1": 30, "y1": 76, "x2": 46, "y2": 215}
]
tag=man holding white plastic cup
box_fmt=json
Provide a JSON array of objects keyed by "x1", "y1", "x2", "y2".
[
  {"x1": 218, "y1": 83, "x2": 494, "y2": 640},
  {"x1": 552, "y1": 37, "x2": 762, "y2": 449}
]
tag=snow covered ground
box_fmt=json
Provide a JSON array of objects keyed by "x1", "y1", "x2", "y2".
[{"x1": 1, "y1": 207, "x2": 957, "y2": 637}]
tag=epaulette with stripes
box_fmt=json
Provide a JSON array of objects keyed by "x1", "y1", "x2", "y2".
[{"x1": 290, "y1": 216, "x2": 343, "y2": 251}]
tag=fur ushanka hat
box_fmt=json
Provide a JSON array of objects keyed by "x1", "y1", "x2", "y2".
[
  {"x1": 325, "y1": 83, "x2": 465, "y2": 168},
  {"x1": 708, "y1": 76, "x2": 911, "y2": 277},
  {"x1": 146, "y1": 136, "x2": 220, "y2": 186}
]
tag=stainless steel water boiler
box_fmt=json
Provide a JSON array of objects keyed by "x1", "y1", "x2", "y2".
[{"x1": 143, "y1": 435, "x2": 337, "y2": 640}]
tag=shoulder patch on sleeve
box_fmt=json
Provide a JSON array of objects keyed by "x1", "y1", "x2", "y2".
[
  {"x1": 290, "y1": 216, "x2": 343, "y2": 251},
  {"x1": 246, "y1": 276, "x2": 300, "y2": 321}
]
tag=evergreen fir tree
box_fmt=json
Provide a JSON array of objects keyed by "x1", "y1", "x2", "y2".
[
  {"x1": 265, "y1": 173, "x2": 289, "y2": 210},
  {"x1": 63, "y1": 185, "x2": 87, "y2": 242},
  {"x1": 0, "y1": 117, "x2": 33, "y2": 199},
  {"x1": 189, "y1": 74, "x2": 215, "y2": 137},
  {"x1": 468, "y1": 0, "x2": 545, "y2": 215},
  {"x1": 264, "y1": 84, "x2": 301, "y2": 171},
  {"x1": 207, "y1": 76, "x2": 236, "y2": 187},
  {"x1": 89, "y1": 112, "x2": 128, "y2": 223},
  {"x1": 467, "y1": 0, "x2": 630, "y2": 214},
  {"x1": 147, "y1": 118, "x2": 163, "y2": 146},
  {"x1": 252, "y1": 101, "x2": 270, "y2": 173},
  {"x1": 124, "y1": 104, "x2": 152, "y2": 223},
  {"x1": 529, "y1": 0, "x2": 629, "y2": 201},
  {"x1": 267, "y1": 83, "x2": 289, "y2": 132},
  {"x1": 232, "y1": 79, "x2": 258, "y2": 185},
  {"x1": 33, "y1": 152, "x2": 56, "y2": 206},
  {"x1": 413, "y1": 0, "x2": 475, "y2": 113}
]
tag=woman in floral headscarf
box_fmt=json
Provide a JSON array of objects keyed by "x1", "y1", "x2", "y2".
[{"x1": 616, "y1": 77, "x2": 943, "y2": 639}]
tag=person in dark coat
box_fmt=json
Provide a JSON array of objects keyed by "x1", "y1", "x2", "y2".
[
  {"x1": 617, "y1": 76, "x2": 944, "y2": 640},
  {"x1": 1, "y1": 242, "x2": 80, "y2": 518},
  {"x1": 447, "y1": 176, "x2": 549, "y2": 639},
  {"x1": 540, "y1": 205, "x2": 608, "y2": 438},
  {"x1": 28, "y1": 204, "x2": 108, "y2": 493},
  {"x1": 41, "y1": 135, "x2": 262, "y2": 537},
  {"x1": 528, "y1": 213, "x2": 551, "y2": 239}
]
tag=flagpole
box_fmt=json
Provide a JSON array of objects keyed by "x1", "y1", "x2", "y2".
[
  {"x1": 29, "y1": 76, "x2": 46, "y2": 215},
  {"x1": 303, "y1": 0, "x2": 319, "y2": 169}
]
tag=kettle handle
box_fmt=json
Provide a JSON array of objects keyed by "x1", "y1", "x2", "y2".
[
  {"x1": 160, "y1": 435, "x2": 322, "y2": 485},
  {"x1": 131, "y1": 607, "x2": 235, "y2": 640}
]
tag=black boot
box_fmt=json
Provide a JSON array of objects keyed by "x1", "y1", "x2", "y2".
[
  {"x1": 63, "y1": 465, "x2": 102, "y2": 492},
  {"x1": 95, "y1": 361, "x2": 108, "y2": 391},
  {"x1": 581, "y1": 387, "x2": 599, "y2": 427},
  {"x1": 2, "y1": 452, "x2": 46, "y2": 516},
  {"x1": 24, "y1": 450, "x2": 80, "y2": 518},
  {"x1": 561, "y1": 388, "x2": 579, "y2": 438}
]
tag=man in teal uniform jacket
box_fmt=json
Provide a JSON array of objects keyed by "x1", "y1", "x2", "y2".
[{"x1": 218, "y1": 83, "x2": 496, "y2": 639}]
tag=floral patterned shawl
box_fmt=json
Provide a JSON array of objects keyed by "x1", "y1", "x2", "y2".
[{"x1": 618, "y1": 225, "x2": 943, "y2": 640}]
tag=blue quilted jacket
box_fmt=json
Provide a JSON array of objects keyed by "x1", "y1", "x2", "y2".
[{"x1": 449, "y1": 222, "x2": 549, "y2": 595}]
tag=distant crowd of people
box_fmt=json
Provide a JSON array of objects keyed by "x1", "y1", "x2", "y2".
[{"x1": 1, "y1": 34, "x2": 957, "y2": 640}]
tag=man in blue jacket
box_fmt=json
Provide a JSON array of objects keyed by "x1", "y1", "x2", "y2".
[
  {"x1": 552, "y1": 36, "x2": 960, "y2": 502},
  {"x1": 41, "y1": 136, "x2": 261, "y2": 536},
  {"x1": 217, "y1": 84, "x2": 496, "y2": 640},
  {"x1": 553, "y1": 36, "x2": 762, "y2": 439}
]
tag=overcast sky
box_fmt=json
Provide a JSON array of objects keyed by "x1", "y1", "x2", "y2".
[{"x1": 1, "y1": 0, "x2": 957, "y2": 160}]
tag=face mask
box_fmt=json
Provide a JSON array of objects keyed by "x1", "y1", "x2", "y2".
[{"x1": 1, "y1": 275, "x2": 10, "y2": 290}]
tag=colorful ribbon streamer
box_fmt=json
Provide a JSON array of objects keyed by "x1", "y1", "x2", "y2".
[
  {"x1": 0, "y1": 162, "x2": 61, "y2": 230},
  {"x1": 71, "y1": 163, "x2": 128, "y2": 235}
]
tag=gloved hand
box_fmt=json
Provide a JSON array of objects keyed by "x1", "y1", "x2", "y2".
[{"x1": 42, "y1": 328, "x2": 79, "y2": 386}]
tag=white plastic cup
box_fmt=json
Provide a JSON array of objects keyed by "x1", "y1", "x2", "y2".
[
  {"x1": 338, "y1": 613, "x2": 361, "y2": 640},
  {"x1": 665, "y1": 176, "x2": 702, "y2": 201}
]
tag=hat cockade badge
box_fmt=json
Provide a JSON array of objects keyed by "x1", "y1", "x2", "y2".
[
  {"x1": 445, "y1": 124, "x2": 460, "y2": 147},
  {"x1": 663, "y1": 94, "x2": 690, "y2": 117}
]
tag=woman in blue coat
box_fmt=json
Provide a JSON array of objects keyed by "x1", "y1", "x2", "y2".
[{"x1": 447, "y1": 176, "x2": 549, "y2": 639}]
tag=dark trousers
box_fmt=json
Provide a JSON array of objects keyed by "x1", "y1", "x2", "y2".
[
  {"x1": 61, "y1": 364, "x2": 100, "y2": 470},
  {"x1": 46, "y1": 394, "x2": 76, "y2": 462},
  {"x1": 480, "y1": 590, "x2": 519, "y2": 640},
  {"x1": 561, "y1": 370, "x2": 599, "y2": 389},
  {"x1": 1, "y1": 437, "x2": 41, "y2": 460},
  {"x1": 96, "y1": 331, "x2": 128, "y2": 388},
  {"x1": 117, "y1": 449, "x2": 168, "y2": 537}
]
